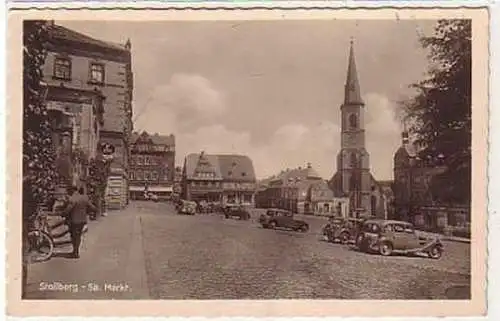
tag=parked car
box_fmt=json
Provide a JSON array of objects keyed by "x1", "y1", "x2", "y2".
[
  {"x1": 355, "y1": 219, "x2": 443, "y2": 259},
  {"x1": 177, "y1": 200, "x2": 197, "y2": 215},
  {"x1": 224, "y1": 205, "x2": 251, "y2": 220},
  {"x1": 323, "y1": 217, "x2": 365, "y2": 244},
  {"x1": 259, "y1": 209, "x2": 309, "y2": 232}
]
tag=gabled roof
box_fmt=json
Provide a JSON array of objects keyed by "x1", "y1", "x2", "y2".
[
  {"x1": 183, "y1": 153, "x2": 256, "y2": 182},
  {"x1": 217, "y1": 154, "x2": 256, "y2": 182},
  {"x1": 130, "y1": 131, "x2": 175, "y2": 146},
  {"x1": 184, "y1": 153, "x2": 222, "y2": 181},
  {"x1": 48, "y1": 24, "x2": 127, "y2": 52},
  {"x1": 270, "y1": 165, "x2": 322, "y2": 186},
  {"x1": 308, "y1": 180, "x2": 335, "y2": 202}
]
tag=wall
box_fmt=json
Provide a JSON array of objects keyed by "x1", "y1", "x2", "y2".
[{"x1": 43, "y1": 52, "x2": 129, "y2": 134}]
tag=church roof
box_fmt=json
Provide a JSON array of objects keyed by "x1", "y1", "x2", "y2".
[{"x1": 344, "y1": 40, "x2": 364, "y2": 106}]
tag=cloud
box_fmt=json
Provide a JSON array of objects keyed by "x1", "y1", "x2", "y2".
[
  {"x1": 175, "y1": 121, "x2": 341, "y2": 179},
  {"x1": 364, "y1": 92, "x2": 403, "y2": 180},
  {"x1": 134, "y1": 73, "x2": 226, "y2": 134}
]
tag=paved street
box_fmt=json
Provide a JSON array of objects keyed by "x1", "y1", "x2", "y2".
[{"x1": 25, "y1": 201, "x2": 471, "y2": 300}]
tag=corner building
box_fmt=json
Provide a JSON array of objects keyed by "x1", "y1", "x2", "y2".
[{"x1": 43, "y1": 23, "x2": 134, "y2": 209}]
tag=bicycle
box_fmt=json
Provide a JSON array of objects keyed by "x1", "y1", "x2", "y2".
[{"x1": 25, "y1": 208, "x2": 55, "y2": 263}]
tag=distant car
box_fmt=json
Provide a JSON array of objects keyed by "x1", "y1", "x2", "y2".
[
  {"x1": 224, "y1": 205, "x2": 251, "y2": 220},
  {"x1": 259, "y1": 209, "x2": 309, "y2": 232},
  {"x1": 177, "y1": 200, "x2": 196, "y2": 215},
  {"x1": 355, "y1": 219, "x2": 444, "y2": 259},
  {"x1": 323, "y1": 217, "x2": 365, "y2": 244}
]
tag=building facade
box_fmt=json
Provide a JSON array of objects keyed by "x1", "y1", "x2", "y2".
[
  {"x1": 44, "y1": 22, "x2": 134, "y2": 209},
  {"x1": 182, "y1": 152, "x2": 256, "y2": 206},
  {"x1": 328, "y1": 41, "x2": 386, "y2": 219},
  {"x1": 128, "y1": 131, "x2": 175, "y2": 200},
  {"x1": 393, "y1": 131, "x2": 469, "y2": 230},
  {"x1": 255, "y1": 164, "x2": 349, "y2": 216}
]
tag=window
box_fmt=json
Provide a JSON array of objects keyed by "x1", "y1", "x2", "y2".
[
  {"x1": 129, "y1": 172, "x2": 135, "y2": 180},
  {"x1": 89, "y1": 63, "x2": 105, "y2": 83},
  {"x1": 151, "y1": 171, "x2": 158, "y2": 180},
  {"x1": 404, "y1": 226, "x2": 415, "y2": 234},
  {"x1": 54, "y1": 57, "x2": 71, "y2": 80},
  {"x1": 349, "y1": 114, "x2": 358, "y2": 129},
  {"x1": 144, "y1": 171, "x2": 151, "y2": 181},
  {"x1": 137, "y1": 156, "x2": 144, "y2": 165},
  {"x1": 394, "y1": 224, "x2": 405, "y2": 233},
  {"x1": 136, "y1": 171, "x2": 144, "y2": 181},
  {"x1": 350, "y1": 153, "x2": 358, "y2": 168}
]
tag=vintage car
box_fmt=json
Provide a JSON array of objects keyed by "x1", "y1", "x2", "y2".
[
  {"x1": 223, "y1": 205, "x2": 251, "y2": 220},
  {"x1": 355, "y1": 219, "x2": 444, "y2": 259},
  {"x1": 258, "y1": 209, "x2": 309, "y2": 232},
  {"x1": 323, "y1": 217, "x2": 365, "y2": 244},
  {"x1": 177, "y1": 200, "x2": 197, "y2": 215}
]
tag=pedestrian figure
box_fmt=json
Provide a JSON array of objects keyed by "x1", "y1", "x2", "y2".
[{"x1": 63, "y1": 186, "x2": 97, "y2": 258}]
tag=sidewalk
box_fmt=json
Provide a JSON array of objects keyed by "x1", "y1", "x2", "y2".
[{"x1": 24, "y1": 205, "x2": 150, "y2": 299}]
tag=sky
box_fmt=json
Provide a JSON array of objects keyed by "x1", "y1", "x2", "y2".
[{"x1": 59, "y1": 19, "x2": 437, "y2": 181}]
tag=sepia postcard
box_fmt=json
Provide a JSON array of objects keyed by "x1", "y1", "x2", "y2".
[{"x1": 6, "y1": 4, "x2": 489, "y2": 318}]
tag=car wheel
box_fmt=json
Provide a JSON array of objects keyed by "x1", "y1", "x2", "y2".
[
  {"x1": 340, "y1": 232, "x2": 350, "y2": 245},
  {"x1": 269, "y1": 221, "x2": 277, "y2": 229},
  {"x1": 428, "y1": 245, "x2": 443, "y2": 259},
  {"x1": 379, "y1": 242, "x2": 393, "y2": 256}
]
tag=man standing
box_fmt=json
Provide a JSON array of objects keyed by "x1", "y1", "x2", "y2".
[{"x1": 64, "y1": 186, "x2": 97, "y2": 258}]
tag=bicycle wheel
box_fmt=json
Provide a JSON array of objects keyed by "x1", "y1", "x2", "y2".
[{"x1": 27, "y1": 230, "x2": 54, "y2": 262}]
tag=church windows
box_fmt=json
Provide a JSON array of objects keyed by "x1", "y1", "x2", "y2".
[
  {"x1": 350, "y1": 153, "x2": 358, "y2": 168},
  {"x1": 349, "y1": 113, "x2": 358, "y2": 129},
  {"x1": 371, "y1": 195, "x2": 377, "y2": 216}
]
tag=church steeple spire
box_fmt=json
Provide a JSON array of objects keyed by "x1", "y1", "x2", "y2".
[{"x1": 344, "y1": 39, "x2": 364, "y2": 106}]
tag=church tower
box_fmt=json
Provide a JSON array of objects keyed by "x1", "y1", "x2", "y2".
[{"x1": 334, "y1": 40, "x2": 373, "y2": 217}]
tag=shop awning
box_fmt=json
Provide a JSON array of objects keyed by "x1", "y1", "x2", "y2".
[
  {"x1": 149, "y1": 186, "x2": 173, "y2": 192},
  {"x1": 129, "y1": 186, "x2": 173, "y2": 193}
]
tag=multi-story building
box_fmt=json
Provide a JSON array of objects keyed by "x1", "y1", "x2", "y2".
[
  {"x1": 128, "y1": 131, "x2": 175, "y2": 200},
  {"x1": 43, "y1": 22, "x2": 134, "y2": 209},
  {"x1": 393, "y1": 130, "x2": 469, "y2": 230},
  {"x1": 182, "y1": 152, "x2": 257, "y2": 205},
  {"x1": 255, "y1": 164, "x2": 349, "y2": 216}
]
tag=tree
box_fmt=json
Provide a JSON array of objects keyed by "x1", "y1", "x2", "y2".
[
  {"x1": 86, "y1": 156, "x2": 111, "y2": 217},
  {"x1": 402, "y1": 20, "x2": 471, "y2": 204},
  {"x1": 22, "y1": 20, "x2": 57, "y2": 297},
  {"x1": 23, "y1": 20, "x2": 57, "y2": 217}
]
